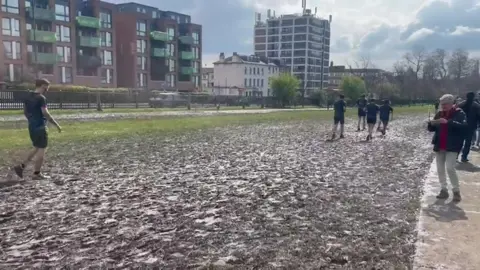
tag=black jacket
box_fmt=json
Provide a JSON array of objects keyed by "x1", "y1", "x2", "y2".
[
  {"x1": 427, "y1": 108, "x2": 467, "y2": 152},
  {"x1": 457, "y1": 100, "x2": 480, "y2": 128}
]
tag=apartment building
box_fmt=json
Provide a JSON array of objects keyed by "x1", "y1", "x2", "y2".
[
  {"x1": 0, "y1": 0, "x2": 117, "y2": 87},
  {"x1": 212, "y1": 52, "x2": 283, "y2": 96},
  {"x1": 115, "y1": 3, "x2": 202, "y2": 91},
  {"x1": 201, "y1": 67, "x2": 213, "y2": 92},
  {"x1": 254, "y1": 9, "x2": 331, "y2": 96}
]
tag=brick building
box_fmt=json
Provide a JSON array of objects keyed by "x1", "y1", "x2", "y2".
[{"x1": 0, "y1": 0, "x2": 201, "y2": 91}]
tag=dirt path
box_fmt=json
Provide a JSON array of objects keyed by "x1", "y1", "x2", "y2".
[{"x1": 0, "y1": 116, "x2": 432, "y2": 268}]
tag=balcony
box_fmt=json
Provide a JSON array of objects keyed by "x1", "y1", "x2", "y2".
[
  {"x1": 78, "y1": 55, "x2": 102, "y2": 68},
  {"x1": 76, "y1": 16, "x2": 100, "y2": 28},
  {"x1": 152, "y1": 48, "x2": 171, "y2": 58},
  {"x1": 179, "y1": 36, "x2": 194, "y2": 45},
  {"x1": 181, "y1": 67, "x2": 197, "y2": 75},
  {"x1": 26, "y1": 7, "x2": 55, "y2": 21},
  {"x1": 180, "y1": 51, "x2": 194, "y2": 60},
  {"x1": 28, "y1": 52, "x2": 59, "y2": 65},
  {"x1": 79, "y1": 36, "x2": 100, "y2": 47},
  {"x1": 150, "y1": 31, "x2": 172, "y2": 41},
  {"x1": 28, "y1": 30, "x2": 56, "y2": 43}
]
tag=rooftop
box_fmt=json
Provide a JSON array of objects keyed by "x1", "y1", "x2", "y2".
[{"x1": 214, "y1": 53, "x2": 284, "y2": 67}]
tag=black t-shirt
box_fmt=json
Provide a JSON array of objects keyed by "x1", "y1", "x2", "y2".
[
  {"x1": 356, "y1": 98, "x2": 367, "y2": 109},
  {"x1": 379, "y1": 105, "x2": 393, "y2": 120},
  {"x1": 333, "y1": 99, "x2": 346, "y2": 118},
  {"x1": 24, "y1": 92, "x2": 47, "y2": 129},
  {"x1": 366, "y1": 103, "x2": 380, "y2": 118}
]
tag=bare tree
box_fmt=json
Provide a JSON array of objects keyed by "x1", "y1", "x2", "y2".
[
  {"x1": 447, "y1": 48, "x2": 473, "y2": 95},
  {"x1": 431, "y1": 49, "x2": 448, "y2": 80},
  {"x1": 403, "y1": 46, "x2": 427, "y2": 80}
]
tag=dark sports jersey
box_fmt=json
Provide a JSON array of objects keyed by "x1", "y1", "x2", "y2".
[
  {"x1": 333, "y1": 100, "x2": 346, "y2": 118},
  {"x1": 366, "y1": 103, "x2": 380, "y2": 119},
  {"x1": 356, "y1": 98, "x2": 367, "y2": 109},
  {"x1": 379, "y1": 105, "x2": 393, "y2": 120},
  {"x1": 24, "y1": 91, "x2": 47, "y2": 129}
]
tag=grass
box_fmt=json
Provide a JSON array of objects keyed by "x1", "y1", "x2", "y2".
[{"x1": 0, "y1": 106, "x2": 430, "y2": 152}]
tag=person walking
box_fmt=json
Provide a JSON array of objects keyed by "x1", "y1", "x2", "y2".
[
  {"x1": 331, "y1": 94, "x2": 346, "y2": 140},
  {"x1": 456, "y1": 91, "x2": 480, "y2": 162},
  {"x1": 13, "y1": 78, "x2": 62, "y2": 180},
  {"x1": 377, "y1": 99, "x2": 393, "y2": 135},
  {"x1": 365, "y1": 98, "x2": 380, "y2": 141},
  {"x1": 428, "y1": 94, "x2": 467, "y2": 202},
  {"x1": 356, "y1": 94, "x2": 367, "y2": 131}
]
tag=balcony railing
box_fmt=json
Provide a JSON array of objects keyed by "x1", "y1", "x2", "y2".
[
  {"x1": 28, "y1": 30, "x2": 56, "y2": 43},
  {"x1": 181, "y1": 67, "x2": 197, "y2": 75},
  {"x1": 79, "y1": 36, "x2": 100, "y2": 47},
  {"x1": 150, "y1": 31, "x2": 172, "y2": 41},
  {"x1": 28, "y1": 52, "x2": 60, "y2": 65},
  {"x1": 179, "y1": 36, "x2": 194, "y2": 45},
  {"x1": 180, "y1": 51, "x2": 194, "y2": 60},
  {"x1": 152, "y1": 48, "x2": 171, "y2": 57},
  {"x1": 76, "y1": 16, "x2": 100, "y2": 28},
  {"x1": 26, "y1": 7, "x2": 55, "y2": 21}
]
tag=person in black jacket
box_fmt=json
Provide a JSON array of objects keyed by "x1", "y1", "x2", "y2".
[
  {"x1": 456, "y1": 92, "x2": 480, "y2": 162},
  {"x1": 428, "y1": 94, "x2": 467, "y2": 202}
]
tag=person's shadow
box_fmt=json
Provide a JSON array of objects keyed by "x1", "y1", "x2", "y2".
[
  {"x1": 423, "y1": 199, "x2": 468, "y2": 222},
  {"x1": 456, "y1": 161, "x2": 480, "y2": 172}
]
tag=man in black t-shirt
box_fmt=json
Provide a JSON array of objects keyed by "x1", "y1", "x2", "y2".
[
  {"x1": 13, "y1": 78, "x2": 62, "y2": 180},
  {"x1": 356, "y1": 94, "x2": 367, "y2": 131},
  {"x1": 365, "y1": 98, "x2": 380, "y2": 141},
  {"x1": 331, "y1": 94, "x2": 346, "y2": 140},
  {"x1": 377, "y1": 99, "x2": 394, "y2": 135}
]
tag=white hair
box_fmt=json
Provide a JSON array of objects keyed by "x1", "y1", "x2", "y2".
[{"x1": 439, "y1": 94, "x2": 455, "y2": 105}]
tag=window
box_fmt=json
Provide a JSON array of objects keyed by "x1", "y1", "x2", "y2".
[
  {"x1": 100, "y1": 11, "x2": 112, "y2": 28},
  {"x1": 168, "y1": 59, "x2": 175, "y2": 72},
  {"x1": 244, "y1": 67, "x2": 247, "y2": 74},
  {"x1": 136, "y1": 39, "x2": 146, "y2": 53},
  {"x1": 101, "y1": 32, "x2": 112, "y2": 47},
  {"x1": 136, "y1": 20, "x2": 146, "y2": 36},
  {"x1": 59, "y1": 66, "x2": 72, "y2": 83},
  {"x1": 56, "y1": 46, "x2": 71, "y2": 63},
  {"x1": 152, "y1": 10, "x2": 157, "y2": 18},
  {"x1": 55, "y1": 4, "x2": 70, "y2": 22},
  {"x1": 38, "y1": 64, "x2": 53, "y2": 75},
  {"x1": 136, "y1": 56, "x2": 146, "y2": 70},
  {"x1": 136, "y1": 73, "x2": 146, "y2": 87},
  {"x1": 167, "y1": 74, "x2": 176, "y2": 87},
  {"x1": 3, "y1": 41, "x2": 21, "y2": 59},
  {"x1": 2, "y1": 18, "x2": 20, "y2": 36},
  {"x1": 101, "y1": 68, "x2": 114, "y2": 84},
  {"x1": 4, "y1": 63, "x2": 22, "y2": 81},
  {"x1": 249, "y1": 78, "x2": 252, "y2": 87},
  {"x1": 192, "y1": 75, "x2": 199, "y2": 87},
  {"x1": 102, "y1": 50, "x2": 113, "y2": 65},
  {"x1": 55, "y1": 25, "x2": 70, "y2": 42},
  {"x1": 193, "y1": 47, "x2": 199, "y2": 59},
  {"x1": 1, "y1": 0, "x2": 19, "y2": 14},
  {"x1": 192, "y1": 32, "x2": 199, "y2": 45},
  {"x1": 244, "y1": 78, "x2": 247, "y2": 87},
  {"x1": 262, "y1": 68, "x2": 264, "y2": 75},
  {"x1": 167, "y1": 27, "x2": 175, "y2": 39},
  {"x1": 167, "y1": 43, "x2": 175, "y2": 56}
]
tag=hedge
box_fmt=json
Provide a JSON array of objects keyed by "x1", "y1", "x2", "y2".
[{"x1": 10, "y1": 83, "x2": 129, "y2": 92}]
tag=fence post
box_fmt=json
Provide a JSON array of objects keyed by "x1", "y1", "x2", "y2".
[
  {"x1": 187, "y1": 92, "x2": 191, "y2": 110},
  {"x1": 96, "y1": 92, "x2": 103, "y2": 111},
  {"x1": 135, "y1": 91, "x2": 138, "y2": 108},
  {"x1": 87, "y1": 91, "x2": 91, "y2": 109}
]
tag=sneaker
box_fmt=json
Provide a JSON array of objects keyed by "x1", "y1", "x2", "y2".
[
  {"x1": 32, "y1": 173, "x2": 48, "y2": 180},
  {"x1": 436, "y1": 189, "x2": 449, "y2": 200},
  {"x1": 453, "y1": 191, "x2": 462, "y2": 202},
  {"x1": 340, "y1": 134, "x2": 345, "y2": 139},
  {"x1": 461, "y1": 158, "x2": 469, "y2": 163},
  {"x1": 366, "y1": 135, "x2": 371, "y2": 141},
  {"x1": 13, "y1": 165, "x2": 24, "y2": 179},
  {"x1": 331, "y1": 134, "x2": 336, "y2": 140}
]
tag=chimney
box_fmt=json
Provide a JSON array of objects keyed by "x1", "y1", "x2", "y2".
[
  {"x1": 330, "y1": 61, "x2": 333, "y2": 67},
  {"x1": 232, "y1": 52, "x2": 240, "y2": 62},
  {"x1": 329, "y1": 14, "x2": 332, "y2": 23},
  {"x1": 219, "y1": 52, "x2": 225, "y2": 61}
]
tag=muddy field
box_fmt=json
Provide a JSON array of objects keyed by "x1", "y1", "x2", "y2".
[{"x1": 0, "y1": 116, "x2": 433, "y2": 269}]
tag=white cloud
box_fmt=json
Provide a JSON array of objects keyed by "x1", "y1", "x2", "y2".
[{"x1": 406, "y1": 28, "x2": 435, "y2": 42}]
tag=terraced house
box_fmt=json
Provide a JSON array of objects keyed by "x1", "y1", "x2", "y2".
[
  {"x1": 0, "y1": 0, "x2": 117, "y2": 87},
  {"x1": 0, "y1": 0, "x2": 202, "y2": 91}
]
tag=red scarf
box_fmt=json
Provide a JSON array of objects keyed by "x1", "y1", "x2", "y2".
[{"x1": 438, "y1": 108, "x2": 455, "y2": 150}]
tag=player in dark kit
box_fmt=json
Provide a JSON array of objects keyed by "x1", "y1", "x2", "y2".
[
  {"x1": 331, "y1": 94, "x2": 346, "y2": 140},
  {"x1": 13, "y1": 79, "x2": 62, "y2": 180},
  {"x1": 365, "y1": 98, "x2": 380, "y2": 141},
  {"x1": 356, "y1": 94, "x2": 367, "y2": 131},
  {"x1": 377, "y1": 99, "x2": 394, "y2": 135}
]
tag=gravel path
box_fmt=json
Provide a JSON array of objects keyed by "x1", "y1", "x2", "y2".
[
  {"x1": 0, "y1": 115, "x2": 433, "y2": 269},
  {"x1": 0, "y1": 108, "x2": 324, "y2": 122}
]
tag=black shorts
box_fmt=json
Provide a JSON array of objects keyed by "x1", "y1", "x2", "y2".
[
  {"x1": 358, "y1": 108, "x2": 366, "y2": 117},
  {"x1": 366, "y1": 117, "x2": 377, "y2": 124},
  {"x1": 29, "y1": 127, "x2": 48, "y2": 149},
  {"x1": 334, "y1": 116, "x2": 344, "y2": 125},
  {"x1": 380, "y1": 119, "x2": 389, "y2": 126}
]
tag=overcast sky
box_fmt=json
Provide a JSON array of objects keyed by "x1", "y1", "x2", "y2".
[{"x1": 109, "y1": 0, "x2": 480, "y2": 70}]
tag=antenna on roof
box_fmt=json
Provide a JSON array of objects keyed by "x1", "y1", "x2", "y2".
[{"x1": 302, "y1": 0, "x2": 306, "y2": 15}]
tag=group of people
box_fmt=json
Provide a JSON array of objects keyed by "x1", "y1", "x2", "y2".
[
  {"x1": 430, "y1": 92, "x2": 480, "y2": 202},
  {"x1": 331, "y1": 94, "x2": 393, "y2": 141}
]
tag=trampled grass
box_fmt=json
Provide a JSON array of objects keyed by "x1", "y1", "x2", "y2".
[{"x1": 0, "y1": 105, "x2": 430, "y2": 152}]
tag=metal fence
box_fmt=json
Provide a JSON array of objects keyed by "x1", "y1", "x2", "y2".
[{"x1": 0, "y1": 90, "x2": 320, "y2": 110}]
